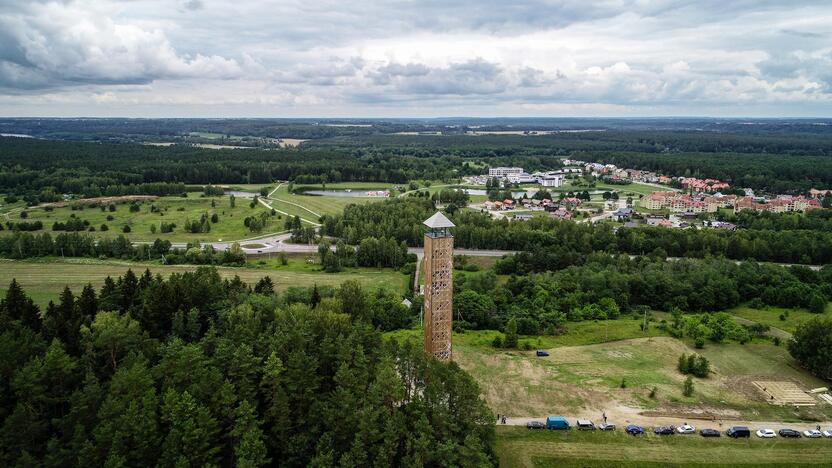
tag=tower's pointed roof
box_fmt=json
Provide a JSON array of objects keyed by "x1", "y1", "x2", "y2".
[{"x1": 423, "y1": 211, "x2": 455, "y2": 228}]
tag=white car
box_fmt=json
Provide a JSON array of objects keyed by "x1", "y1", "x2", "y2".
[
  {"x1": 803, "y1": 430, "x2": 822, "y2": 438},
  {"x1": 756, "y1": 429, "x2": 776, "y2": 438},
  {"x1": 676, "y1": 424, "x2": 695, "y2": 434},
  {"x1": 823, "y1": 430, "x2": 832, "y2": 438}
]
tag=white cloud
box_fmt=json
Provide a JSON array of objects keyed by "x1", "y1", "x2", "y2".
[{"x1": 0, "y1": 0, "x2": 830, "y2": 116}]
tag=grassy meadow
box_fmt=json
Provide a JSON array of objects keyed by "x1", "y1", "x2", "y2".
[
  {"x1": 385, "y1": 316, "x2": 832, "y2": 423},
  {"x1": 4, "y1": 194, "x2": 278, "y2": 243},
  {"x1": 495, "y1": 426, "x2": 832, "y2": 468},
  {"x1": 0, "y1": 256, "x2": 409, "y2": 307}
]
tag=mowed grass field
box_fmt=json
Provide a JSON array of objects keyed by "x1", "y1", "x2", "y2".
[
  {"x1": 0, "y1": 257, "x2": 409, "y2": 307},
  {"x1": 495, "y1": 426, "x2": 832, "y2": 467},
  {"x1": 5, "y1": 195, "x2": 276, "y2": 243}
]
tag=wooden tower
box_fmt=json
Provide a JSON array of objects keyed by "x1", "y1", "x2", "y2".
[{"x1": 423, "y1": 211, "x2": 455, "y2": 361}]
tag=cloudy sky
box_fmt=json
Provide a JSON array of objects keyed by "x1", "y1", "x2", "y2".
[{"x1": 0, "y1": 0, "x2": 830, "y2": 117}]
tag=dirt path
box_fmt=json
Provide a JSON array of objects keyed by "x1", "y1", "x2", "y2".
[
  {"x1": 501, "y1": 412, "x2": 832, "y2": 432},
  {"x1": 731, "y1": 315, "x2": 793, "y2": 341}
]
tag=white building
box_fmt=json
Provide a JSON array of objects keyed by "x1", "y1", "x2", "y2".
[
  {"x1": 488, "y1": 167, "x2": 524, "y2": 178},
  {"x1": 507, "y1": 172, "x2": 537, "y2": 184},
  {"x1": 540, "y1": 171, "x2": 565, "y2": 188}
]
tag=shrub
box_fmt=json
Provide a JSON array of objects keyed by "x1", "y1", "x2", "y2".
[
  {"x1": 683, "y1": 376, "x2": 694, "y2": 397},
  {"x1": 694, "y1": 337, "x2": 705, "y2": 349},
  {"x1": 649, "y1": 387, "x2": 657, "y2": 399},
  {"x1": 773, "y1": 336, "x2": 781, "y2": 346},
  {"x1": 122, "y1": 225, "x2": 131, "y2": 233},
  {"x1": 491, "y1": 335, "x2": 503, "y2": 348},
  {"x1": 619, "y1": 378, "x2": 627, "y2": 389},
  {"x1": 100, "y1": 224, "x2": 109, "y2": 231}
]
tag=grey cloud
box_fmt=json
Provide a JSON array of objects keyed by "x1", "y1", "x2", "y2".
[
  {"x1": 183, "y1": 0, "x2": 204, "y2": 11},
  {"x1": 0, "y1": 1, "x2": 242, "y2": 91}
]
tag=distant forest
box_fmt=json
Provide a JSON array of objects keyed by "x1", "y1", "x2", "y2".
[{"x1": 2, "y1": 120, "x2": 832, "y2": 204}]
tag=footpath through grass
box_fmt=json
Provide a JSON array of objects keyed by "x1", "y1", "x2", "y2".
[
  {"x1": 495, "y1": 426, "x2": 832, "y2": 467},
  {"x1": 0, "y1": 257, "x2": 409, "y2": 307},
  {"x1": 729, "y1": 304, "x2": 831, "y2": 334},
  {"x1": 268, "y1": 183, "x2": 388, "y2": 219}
]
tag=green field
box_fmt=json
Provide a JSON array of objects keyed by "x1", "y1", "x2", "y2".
[
  {"x1": 269, "y1": 183, "x2": 388, "y2": 219},
  {"x1": 495, "y1": 427, "x2": 832, "y2": 467},
  {"x1": 4, "y1": 195, "x2": 277, "y2": 243},
  {"x1": 729, "y1": 305, "x2": 831, "y2": 334},
  {"x1": 0, "y1": 257, "x2": 409, "y2": 307}
]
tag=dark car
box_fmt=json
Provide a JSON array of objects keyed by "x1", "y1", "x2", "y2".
[
  {"x1": 779, "y1": 428, "x2": 801, "y2": 438},
  {"x1": 727, "y1": 426, "x2": 751, "y2": 438},
  {"x1": 700, "y1": 428, "x2": 721, "y2": 438},
  {"x1": 536, "y1": 350, "x2": 549, "y2": 357},
  {"x1": 526, "y1": 421, "x2": 545, "y2": 430},
  {"x1": 625, "y1": 424, "x2": 645, "y2": 435},
  {"x1": 654, "y1": 426, "x2": 674, "y2": 435}
]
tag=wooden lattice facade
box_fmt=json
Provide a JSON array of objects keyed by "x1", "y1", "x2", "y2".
[{"x1": 423, "y1": 229, "x2": 454, "y2": 361}]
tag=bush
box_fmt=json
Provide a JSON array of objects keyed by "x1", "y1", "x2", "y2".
[
  {"x1": 773, "y1": 336, "x2": 781, "y2": 346},
  {"x1": 694, "y1": 337, "x2": 705, "y2": 349},
  {"x1": 100, "y1": 224, "x2": 109, "y2": 231},
  {"x1": 619, "y1": 378, "x2": 627, "y2": 389},
  {"x1": 122, "y1": 225, "x2": 131, "y2": 233},
  {"x1": 683, "y1": 376, "x2": 694, "y2": 397},
  {"x1": 491, "y1": 335, "x2": 503, "y2": 348},
  {"x1": 649, "y1": 387, "x2": 657, "y2": 399},
  {"x1": 521, "y1": 341, "x2": 533, "y2": 351}
]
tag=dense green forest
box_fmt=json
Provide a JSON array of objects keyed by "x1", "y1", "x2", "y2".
[
  {"x1": 4, "y1": 122, "x2": 832, "y2": 203},
  {"x1": 0, "y1": 268, "x2": 495, "y2": 466}
]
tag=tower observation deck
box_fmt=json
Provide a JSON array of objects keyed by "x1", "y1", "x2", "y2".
[{"x1": 422, "y1": 211, "x2": 455, "y2": 362}]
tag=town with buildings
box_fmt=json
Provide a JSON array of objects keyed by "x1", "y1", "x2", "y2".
[{"x1": 469, "y1": 161, "x2": 830, "y2": 229}]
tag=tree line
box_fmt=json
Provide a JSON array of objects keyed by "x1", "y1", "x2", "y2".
[
  {"x1": 322, "y1": 199, "x2": 832, "y2": 265},
  {"x1": 0, "y1": 232, "x2": 246, "y2": 266},
  {"x1": 453, "y1": 254, "x2": 832, "y2": 335}
]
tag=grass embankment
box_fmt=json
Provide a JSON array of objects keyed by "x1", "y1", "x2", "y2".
[
  {"x1": 4, "y1": 195, "x2": 276, "y2": 243},
  {"x1": 495, "y1": 426, "x2": 832, "y2": 467},
  {"x1": 0, "y1": 256, "x2": 409, "y2": 307}
]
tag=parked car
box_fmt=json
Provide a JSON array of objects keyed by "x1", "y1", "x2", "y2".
[
  {"x1": 654, "y1": 426, "x2": 674, "y2": 435},
  {"x1": 779, "y1": 428, "x2": 801, "y2": 438},
  {"x1": 625, "y1": 424, "x2": 644, "y2": 435},
  {"x1": 823, "y1": 430, "x2": 832, "y2": 438},
  {"x1": 676, "y1": 424, "x2": 695, "y2": 434},
  {"x1": 756, "y1": 429, "x2": 776, "y2": 438},
  {"x1": 803, "y1": 429, "x2": 822, "y2": 438},
  {"x1": 526, "y1": 421, "x2": 545, "y2": 430},
  {"x1": 700, "y1": 428, "x2": 721, "y2": 437},
  {"x1": 727, "y1": 426, "x2": 751, "y2": 438},
  {"x1": 599, "y1": 422, "x2": 616, "y2": 431},
  {"x1": 546, "y1": 416, "x2": 570, "y2": 430},
  {"x1": 576, "y1": 419, "x2": 595, "y2": 431},
  {"x1": 535, "y1": 350, "x2": 549, "y2": 357}
]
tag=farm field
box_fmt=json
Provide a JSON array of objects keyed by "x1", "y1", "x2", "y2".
[
  {"x1": 0, "y1": 256, "x2": 409, "y2": 307},
  {"x1": 3, "y1": 195, "x2": 277, "y2": 243},
  {"x1": 495, "y1": 426, "x2": 832, "y2": 468}
]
